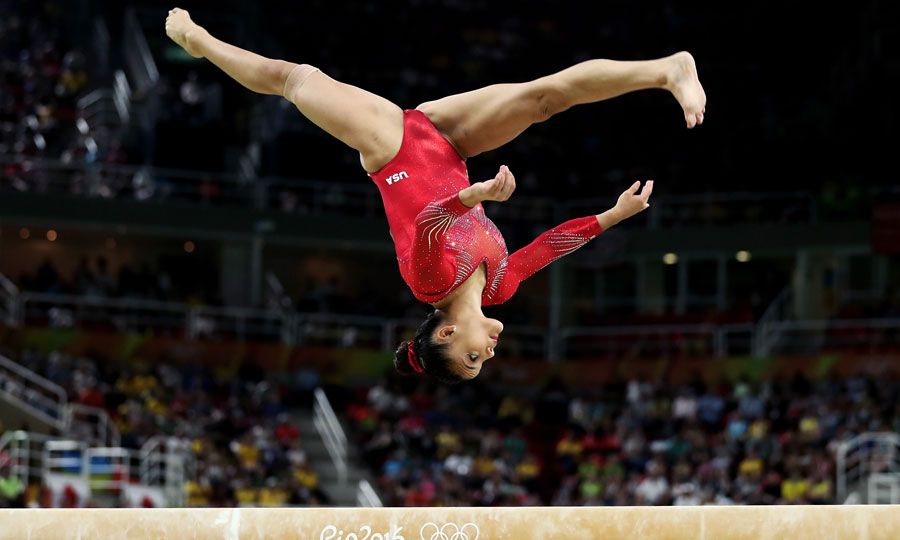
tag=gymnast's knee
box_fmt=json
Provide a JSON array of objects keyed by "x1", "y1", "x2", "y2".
[
  {"x1": 281, "y1": 63, "x2": 321, "y2": 101},
  {"x1": 532, "y1": 79, "x2": 572, "y2": 122}
]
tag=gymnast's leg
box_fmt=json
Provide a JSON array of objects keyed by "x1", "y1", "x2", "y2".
[
  {"x1": 417, "y1": 52, "x2": 706, "y2": 158},
  {"x1": 165, "y1": 8, "x2": 403, "y2": 173}
]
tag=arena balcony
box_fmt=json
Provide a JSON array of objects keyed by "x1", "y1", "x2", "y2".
[{"x1": 2, "y1": 278, "x2": 899, "y2": 364}]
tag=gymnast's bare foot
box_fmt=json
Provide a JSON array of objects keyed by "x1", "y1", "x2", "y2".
[
  {"x1": 165, "y1": 7, "x2": 206, "y2": 59},
  {"x1": 665, "y1": 51, "x2": 706, "y2": 129}
]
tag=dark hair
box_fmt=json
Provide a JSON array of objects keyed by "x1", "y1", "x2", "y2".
[{"x1": 393, "y1": 310, "x2": 465, "y2": 385}]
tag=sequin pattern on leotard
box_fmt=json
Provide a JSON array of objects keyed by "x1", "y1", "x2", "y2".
[{"x1": 369, "y1": 109, "x2": 603, "y2": 306}]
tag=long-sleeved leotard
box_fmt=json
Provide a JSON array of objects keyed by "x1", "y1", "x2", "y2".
[{"x1": 369, "y1": 109, "x2": 603, "y2": 305}]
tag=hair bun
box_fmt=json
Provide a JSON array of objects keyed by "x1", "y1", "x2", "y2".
[{"x1": 393, "y1": 339, "x2": 416, "y2": 375}]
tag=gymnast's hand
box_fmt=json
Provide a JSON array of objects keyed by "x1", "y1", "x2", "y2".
[
  {"x1": 596, "y1": 180, "x2": 654, "y2": 230},
  {"x1": 614, "y1": 180, "x2": 654, "y2": 220},
  {"x1": 166, "y1": 8, "x2": 206, "y2": 59},
  {"x1": 459, "y1": 165, "x2": 516, "y2": 207}
]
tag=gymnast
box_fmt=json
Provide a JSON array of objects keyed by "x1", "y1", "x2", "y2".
[{"x1": 165, "y1": 7, "x2": 705, "y2": 383}]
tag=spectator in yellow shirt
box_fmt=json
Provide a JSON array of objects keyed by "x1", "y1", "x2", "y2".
[
  {"x1": 781, "y1": 468, "x2": 810, "y2": 503},
  {"x1": 738, "y1": 449, "x2": 764, "y2": 478},
  {"x1": 295, "y1": 464, "x2": 319, "y2": 489},
  {"x1": 808, "y1": 471, "x2": 832, "y2": 504},
  {"x1": 556, "y1": 430, "x2": 584, "y2": 457}
]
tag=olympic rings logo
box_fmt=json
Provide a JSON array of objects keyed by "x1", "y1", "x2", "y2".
[{"x1": 419, "y1": 522, "x2": 480, "y2": 540}]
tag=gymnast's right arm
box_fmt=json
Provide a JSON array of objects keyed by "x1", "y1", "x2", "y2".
[
  {"x1": 165, "y1": 8, "x2": 298, "y2": 98},
  {"x1": 407, "y1": 166, "x2": 515, "y2": 278}
]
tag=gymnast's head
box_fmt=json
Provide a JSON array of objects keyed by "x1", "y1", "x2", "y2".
[{"x1": 394, "y1": 309, "x2": 503, "y2": 383}]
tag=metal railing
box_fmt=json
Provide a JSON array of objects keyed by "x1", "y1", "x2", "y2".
[
  {"x1": 123, "y1": 8, "x2": 159, "y2": 98},
  {"x1": 67, "y1": 404, "x2": 121, "y2": 448},
  {"x1": 766, "y1": 318, "x2": 900, "y2": 355},
  {"x1": 0, "y1": 430, "x2": 54, "y2": 487},
  {"x1": 10, "y1": 287, "x2": 900, "y2": 359},
  {"x1": 0, "y1": 431, "x2": 189, "y2": 507},
  {"x1": 138, "y1": 436, "x2": 192, "y2": 507},
  {"x1": 560, "y1": 323, "x2": 755, "y2": 359},
  {"x1": 313, "y1": 388, "x2": 348, "y2": 486},
  {"x1": 753, "y1": 286, "x2": 793, "y2": 357},
  {"x1": 16, "y1": 290, "x2": 549, "y2": 354},
  {"x1": 836, "y1": 432, "x2": 900, "y2": 504},
  {"x1": 0, "y1": 273, "x2": 19, "y2": 326},
  {"x1": 0, "y1": 354, "x2": 68, "y2": 430},
  {"x1": 0, "y1": 353, "x2": 119, "y2": 447},
  {"x1": 1, "y1": 157, "x2": 831, "y2": 229},
  {"x1": 357, "y1": 479, "x2": 382, "y2": 507},
  {"x1": 567, "y1": 190, "x2": 818, "y2": 228}
]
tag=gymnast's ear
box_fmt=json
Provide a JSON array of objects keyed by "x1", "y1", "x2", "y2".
[{"x1": 434, "y1": 324, "x2": 457, "y2": 341}]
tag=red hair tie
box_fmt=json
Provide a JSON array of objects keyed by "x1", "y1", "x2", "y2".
[{"x1": 407, "y1": 341, "x2": 424, "y2": 373}]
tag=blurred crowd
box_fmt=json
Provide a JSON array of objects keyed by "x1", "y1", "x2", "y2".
[
  {"x1": 17, "y1": 257, "x2": 177, "y2": 301},
  {"x1": 0, "y1": 349, "x2": 326, "y2": 508},
  {"x1": 0, "y1": 1, "x2": 94, "y2": 166},
  {"x1": 0, "y1": 0, "x2": 892, "y2": 224},
  {"x1": 345, "y1": 370, "x2": 900, "y2": 507}
]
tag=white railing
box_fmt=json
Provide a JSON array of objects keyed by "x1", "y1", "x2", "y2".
[
  {"x1": 313, "y1": 388, "x2": 348, "y2": 486},
  {"x1": 867, "y1": 473, "x2": 900, "y2": 504},
  {"x1": 0, "y1": 430, "x2": 54, "y2": 487},
  {"x1": 561, "y1": 323, "x2": 755, "y2": 359},
  {"x1": 0, "y1": 273, "x2": 20, "y2": 326},
  {"x1": 0, "y1": 431, "x2": 190, "y2": 507},
  {"x1": 0, "y1": 354, "x2": 68, "y2": 430},
  {"x1": 139, "y1": 436, "x2": 192, "y2": 507},
  {"x1": 836, "y1": 432, "x2": 900, "y2": 503},
  {"x1": 753, "y1": 286, "x2": 793, "y2": 357},
  {"x1": 122, "y1": 8, "x2": 159, "y2": 97},
  {"x1": 357, "y1": 479, "x2": 382, "y2": 507},
  {"x1": 67, "y1": 403, "x2": 121, "y2": 448},
  {"x1": 0, "y1": 354, "x2": 120, "y2": 447}
]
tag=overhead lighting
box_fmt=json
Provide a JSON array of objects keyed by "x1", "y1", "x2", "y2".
[
  {"x1": 662, "y1": 252, "x2": 678, "y2": 265},
  {"x1": 19, "y1": 228, "x2": 30, "y2": 240},
  {"x1": 46, "y1": 230, "x2": 58, "y2": 242},
  {"x1": 736, "y1": 250, "x2": 752, "y2": 262},
  {"x1": 184, "y1": 241, "x2": 195, "y2": 254}
]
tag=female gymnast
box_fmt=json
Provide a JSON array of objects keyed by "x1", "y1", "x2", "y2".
[{"x1": 165, "y1": 8, "x2": 706, "y2": 383}]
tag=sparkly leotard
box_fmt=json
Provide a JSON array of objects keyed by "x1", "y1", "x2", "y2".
[{"x1": 369, "y1": 109, "x2": 603, "y2": 305}]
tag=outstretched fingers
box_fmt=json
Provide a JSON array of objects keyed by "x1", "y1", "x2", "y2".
[
  {"x1": 482, "y1": 165, "x2": 516, "y2": 202},
  {"x1": 639, "y1": 179, "x2": 654, "y2": 206}
]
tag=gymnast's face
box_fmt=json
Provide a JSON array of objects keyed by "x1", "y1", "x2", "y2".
[{"x1": 434, "y1": 314, "x2": 504, "y2": 380}]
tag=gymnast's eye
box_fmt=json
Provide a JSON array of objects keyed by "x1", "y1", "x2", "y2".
[{"x1": 468, "y1": 353, "x2": 478, "y2": 361}]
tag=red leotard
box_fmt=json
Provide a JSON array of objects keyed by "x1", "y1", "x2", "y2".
[{"x1": 369, "y1": 109, "x2": 603, "y2": 305}]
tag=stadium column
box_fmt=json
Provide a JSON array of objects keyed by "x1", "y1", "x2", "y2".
[
  {"x1": 637, "y1": 256, "x2": 666, "y2": 314},
  {"x1": 219, "y1": 237, "x2": 263, "y2": 306},
  {"x1": 716, "y1": 255, "x2": 728, "y2": 311},
  {"x1": 792, "y1": 250, "x2": 839, "y2": 319},
  {"x1": 675, "y1": 254, "x2": 689, "y2": 315}
]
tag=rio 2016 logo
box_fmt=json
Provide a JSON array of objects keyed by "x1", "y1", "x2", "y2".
[
  {"x1": 318, "y1": 522, "x2": 479, "y2": 540},
  {"x1": 318, "y1": 525, "x2": 404, "y2": 540}
]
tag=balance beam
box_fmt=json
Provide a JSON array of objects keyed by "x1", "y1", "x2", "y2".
[{"x1": 0, "y1": 505, "x2": 896, "y2": 540}]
